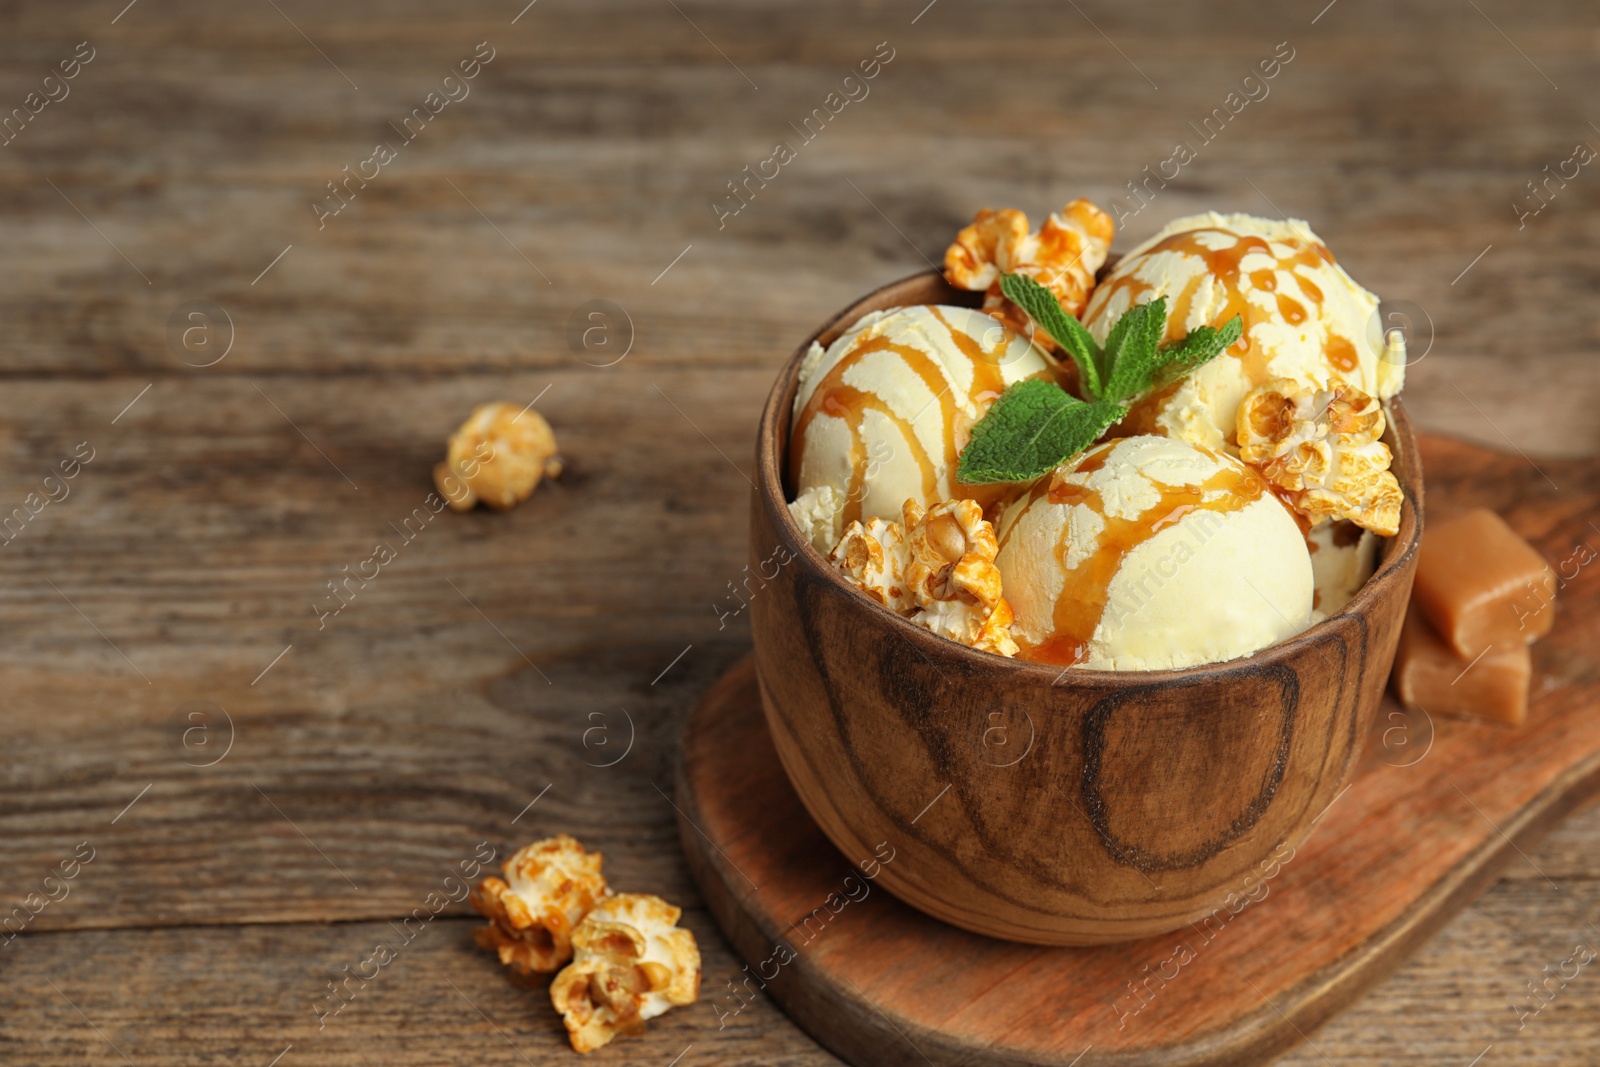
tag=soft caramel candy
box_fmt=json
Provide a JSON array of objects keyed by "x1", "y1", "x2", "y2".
[
  {"x1": 1393, "y1": 606, "x2": 1530, "y2": 726},
  {"x1": 1413, "y1": 508, "x2": 1554, "y2": 657}
]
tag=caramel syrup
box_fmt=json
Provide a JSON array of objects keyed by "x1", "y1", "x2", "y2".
[
  {"x1": 1086, "y1": 227, "x2": 1357, "y2": 394},
  {"x1": 791, "y1": 309, "x2": 1057, "y2": 524},
  {"x1": 1013, "y1": 445, "x2": 1266, "y2": 667},
  {"x1": 1326, "y1": 336, "x2": 1358, "y2": 372}
]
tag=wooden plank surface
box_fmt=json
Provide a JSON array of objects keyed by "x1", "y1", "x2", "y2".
[{"x1": 0, "y1": 0, "x2": 1596, "y2": 1062}]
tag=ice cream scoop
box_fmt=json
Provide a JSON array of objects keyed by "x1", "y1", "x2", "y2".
[
  {"x1": 788, "y1": 304, "x2": 1059, "y2": 552},
  {"x1": 1308, "y1": 520, "x2": 1380, "y2": 616},
  {"x1": 995, "y1": 434, "x2": 1314, "y2": 670},
  {"x1": 1083, "y1": 212, "x2": 1400, "y2": 453}
]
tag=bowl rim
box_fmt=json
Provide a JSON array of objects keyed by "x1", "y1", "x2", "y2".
[{"x1": 755, "y1": 267, "x2": 1424, "y2": 688}]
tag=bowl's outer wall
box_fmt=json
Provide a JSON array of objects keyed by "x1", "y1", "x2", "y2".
[{"x1": 750, "y1": 271, "x2": 1423, "y2": 945}]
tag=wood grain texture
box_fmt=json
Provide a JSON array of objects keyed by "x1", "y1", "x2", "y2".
[
  {"x1": 747, "y1": 270, "x2": 1422, "y2": 945},
  {"x1": 680, "y1": 431, "x2": 1600, "y2": 1064},
  {"x1": 0, "y1": 0, "x2": 1597, "y2": 1061}
]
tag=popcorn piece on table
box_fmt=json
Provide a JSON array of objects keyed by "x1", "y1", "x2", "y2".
[
  {"x1": 471, "y1": 834, "x2": 609, "y2": 974},
  {"x1": 549, "y1": 893, "x2": 702, "y2": 1053},
  {"x1": 433, "y1": 401, "x2": 563, "y2": 512},
  {"x1": 1236, "y1": 377, "x2": 1403, "y2": 537},
  {"x1": 830, "y1": 498, "x2": 1020, "y2": 657},
  {"x1": 944, "y1": 199, "x2": 1115, "y2": 336}
]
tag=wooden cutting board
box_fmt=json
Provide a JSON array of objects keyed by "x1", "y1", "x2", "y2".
[{"x1": 673, "y1": 433, "x2": 1600, "y2": 1067}]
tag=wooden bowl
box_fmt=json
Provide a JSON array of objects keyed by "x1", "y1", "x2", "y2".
[{"x1": 748, "y1": 270, "x2": 1423, "y2": 946}]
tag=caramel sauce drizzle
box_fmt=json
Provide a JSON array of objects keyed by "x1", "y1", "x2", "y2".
[
  {"x1": 1326, "y1": 336, "x2": 1358, "y2": 372},
  {"x1": 1088, "y1": 227, "x2": 1356, "y2": 393},
  {"x1": 790, "y1": 309, "x2": 1046, "y2": 526},
  {"x1": 1014, "y1": 447, "x2": 1266, "y2": 667}
]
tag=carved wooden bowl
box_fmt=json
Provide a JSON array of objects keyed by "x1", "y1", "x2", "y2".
[{"x1": 747, "y1": 270, "x2": 1423, "y2": 946}]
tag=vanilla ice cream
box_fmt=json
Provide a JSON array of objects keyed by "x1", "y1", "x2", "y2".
[
  {"x1": 995, "y1": 434, "x2": 1313, "y2": 670},
  {"x1": 788, "y1": 304, "x2": 1059, "y2": 552},
  {"x1": 1084, "y1": 212, "x2": 1400, "y2": 454},
  {"x1": 1308, "y1": 520, "x2": 1380, "y2": 616}
]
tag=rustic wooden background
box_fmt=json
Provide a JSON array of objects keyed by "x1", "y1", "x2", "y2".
[{"x1": 0, "y1": 0, "x2": 1596, "y2": 1064}]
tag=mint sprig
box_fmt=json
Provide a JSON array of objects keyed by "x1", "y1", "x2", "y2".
[
  {"x1": 957, "y1": 380, "x2": 1124, "y2": 484},
  {"x1": 999, "y1": 272, "x2": 1106, "y2": 398},
  {"x1": 998, "y1": 272, "x2": 1242, "y2": 405},
  {"x1": 954, "y1": 274, "x2": 1245, "y2": 484},
  {"x1": 1151, "y1": 317, "x2": 1244, "y2": 389}
]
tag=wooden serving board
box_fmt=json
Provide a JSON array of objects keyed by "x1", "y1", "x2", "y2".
[{"x1": 674, "y1": 434, "x2": 1600, "y2": 1067}]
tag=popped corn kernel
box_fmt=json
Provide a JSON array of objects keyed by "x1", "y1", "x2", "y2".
[
  {"x1": 1237, "y1": 378, "x2": 1403, "y2": 537},
  {"x1": 829, "y1": 498, "x2": 1019, "y2": 656},
  {"x1": 945, "y1": 208, "x2": 1030, "y2": 293},
  {"x1": 471, "y1": 834, "x2": 608, "y2": 974},
  {"x1": 829, "y1": 514, "x2": 914, "y2": 613},
  {"x1": 944, "y1": 199, "x2": 1114, "y2": 340},
  {"x1": 434, "y1": 402, "x2": 562, "y2": 512},
  {"x1": 549, "y1": 893, "x2": 701, "y2": 1053}
]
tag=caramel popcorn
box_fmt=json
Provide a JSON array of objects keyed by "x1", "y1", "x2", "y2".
[
  {"x1": 549, "y1": 893, "x2": 701, "y2": 1053},
  {"x1": 472, "y1": 835, "x2": 609, "y2": 974},
  {"x1": 944, "y1": 199, "x2": 1114, "y2": 337},
  {"x1": 946, "y1": 208, "x2": 1028, "y2": 293},
  {"x1": 434, "y1": 401, "x2": 563, "y2": 512},
  {"x1": 830, "y1": 499, "x2": 1019, "y2": 656},
  {"x1": 829, "y1": 514, "x2": 913, "y2": 612},
  {"x1": 1237, "y1": 378, "x2": 1403, "y2": 537}
]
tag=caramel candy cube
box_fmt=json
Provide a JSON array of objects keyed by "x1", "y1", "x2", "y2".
[
  {"x1": 1413, "y1": 507, "x2": 1555, "y2": 657},
  {"x1": 1394, "y1": 606, "x2": 1530, "y2": 726}
]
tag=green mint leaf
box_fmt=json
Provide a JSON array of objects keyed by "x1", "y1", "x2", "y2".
[
  {"x1": 996, "y1": 271, "x2": 1240, "y2": 414},
  {"x1": 999, "y1": 273, "x2": 1104, "y2": 400},
  {"x1": 1152, "y1": 314, "x2": 1243, "y2": 389},
  {"x1": 1101, "y1": 296, "x2": 1169, "y2": 404},
  {"x1": 1100, "y1": 298, "x2": 1140, "y2": 371},
  {"x1": 957, "y1": 379, "x2": 1126, "y2": 484}
]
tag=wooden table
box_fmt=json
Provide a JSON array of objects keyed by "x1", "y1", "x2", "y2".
[{"x1": 1, "y1": 1, "x2": 1596, "y2": 1063}]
